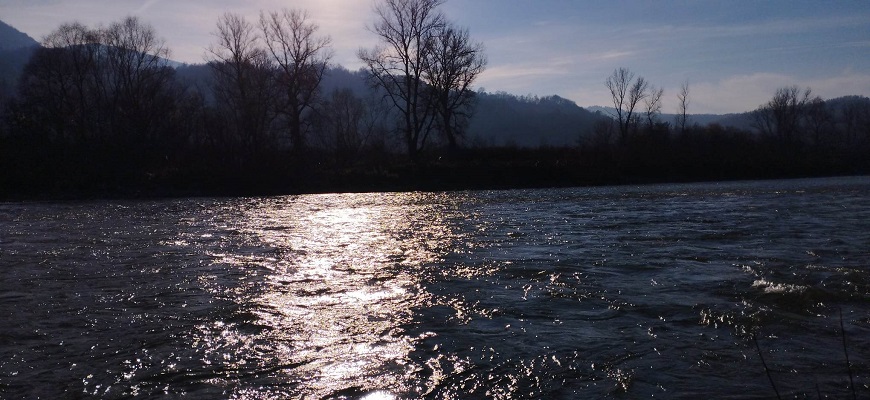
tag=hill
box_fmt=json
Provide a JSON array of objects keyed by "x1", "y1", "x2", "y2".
[
  {"x1": 469, "y1": 93, "x2": 606, "y2": 147},
  {"x1": 296, "y1": 68, "x2": 609, "y2": 147},
  {"x1": 584, "y1": 97, "x2": 870, "y2": 134},
  {"x1": 0, "y1": 20, "x2": 39, "y2": 101},
  {"x1": 586, "y1": 105, "x2": 755, "y2": 131},
  {"x1": 0, "y1": 20, "x2": 38, "y2": 51}
]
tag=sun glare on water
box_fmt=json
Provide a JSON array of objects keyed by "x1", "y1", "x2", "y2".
[{"x1": 191, "y1": 193, "x2": 457, "y2": 398}]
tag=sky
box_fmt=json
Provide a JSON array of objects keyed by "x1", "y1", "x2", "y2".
[{"x1": 1, "y1": 0, "x2": 869, "y2": 114}]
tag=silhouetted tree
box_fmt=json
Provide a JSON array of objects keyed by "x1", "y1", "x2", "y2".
[
  {"x1": 15, "y1": 17, "x2": 177, "y2": 148},
  {"x1": 14, "y1": 22, "x2": 101, "y2": 142},
  {"x1": 102, "y1": 17, "x2": 178, "y2": 147},
  {"x1": 260, "y1": 9, "x2": 332, "y2": 152},
  {"x1": 359, "y1": 0, "x2": 446, "y2": 161},
  {"x1": 675, "y1": 80, "x2": 689, "y2": 134},
  {"x1": 313, "y1": 88, "x2": 391, "y2": 166},
  {"x1": 207, "y1": 13, "x2": 278, "y2": 158},
  {"x1": 752, "y1": 86, "x2": 812, "y2": 145},
  {"x1": 644, "y1": 86, "x2": 663, "y2": 128},
  {"x1": 605, "y1": 67, "x2": 649, "y2": 144},
  {"x1": 6, "y1": 17, "x2": 201, "y2": 194},
  {"x1": 422, "y1": 23, "x2": 486, "y2": 150}
]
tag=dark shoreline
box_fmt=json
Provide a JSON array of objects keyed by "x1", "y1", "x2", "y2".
[{"x1": 3, "y1": 146, "x2": 868, "y2": 202}]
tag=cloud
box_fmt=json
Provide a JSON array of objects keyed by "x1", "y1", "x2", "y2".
[
  {"x1": 561, "y1": 70, "x2": 870, "y2": 115},
  {"x1": 289, "y1": 0, "x2": 376, "y2": 68},
  {"x1": 587, "y1": 50, "x2": 636, "y2": 62},
  {"x1": 174, "y1": 0, "x2": 375, "y2": 66},
  {"x1": 804, "y1": 71, "x2": 870, "y2": 102},
  {"x1": 475, "y1": 52, "x2": 592, "y2": 94},
  {"x1": 481, "y1": 64, "x2": 566, "y2": 83},
  {"x1": 630, "y1": 14, "x2": 868, "y2": 43},
  {"x1": 670, "y1": 71, "x2": 870, "y2": 114},
  {"x1": 0, "y1": 0, "x2": 375, "y2": 65},
  {"x1": 687, "y1": 73, "x2": 791, "y2": 113},
  {"x1": 0, "y1": 0, "x2": 61, "y2": 5},
  {"x1": 134, "y1": 0, "x2": 162, "y2": 15},
  {"x1": 220, "y1": 1, "x2": 375, "y2": 65},
  {"x1": 2, "y1": 0, "x2": 866, "y2": 113}
]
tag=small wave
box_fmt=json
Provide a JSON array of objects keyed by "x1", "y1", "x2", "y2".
[{"x1": 751, "y1": 279, "x2": 807, "y2": 294}]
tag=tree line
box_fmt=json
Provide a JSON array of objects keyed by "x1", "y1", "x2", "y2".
[
  {"x1": 0, "y1": 0, "x2": 488, "y2": 198},
  {"x1": 584, "y1": 67, "x2": 870, "y2": 183},
  {"x1": 599, "y1": 67, "x2": 870, "y2": 152},
  {"x1": 0, "y1": 2, "x2": 868, "y2": 199}
]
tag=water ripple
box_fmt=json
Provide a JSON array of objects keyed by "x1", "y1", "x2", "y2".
[{"x1": 1, "y1": 177, "x2": 869, "y2": 398}]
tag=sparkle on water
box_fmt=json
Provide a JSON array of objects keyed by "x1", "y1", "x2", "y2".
[
  {"x1": 1, "y1": 177, "x2": 869, "y2": 398},
  {"x1": 191, "y1": 193, "x2": 463, "y2": 398}
]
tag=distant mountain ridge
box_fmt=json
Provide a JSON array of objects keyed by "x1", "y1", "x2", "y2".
[
  {"x1": 585, "y1": 98, "x2": 870, "y2": 133},
  {"x1": 469, "y1": 93, "x2": 606, "y2": 147},
  {"x1": 586, "y1": 99, "x2": 870, "y2": 131},
  {"x1": 0, "y1": 20, "x2": 39, "y2": 99},
  {"x1": 0, "y1": 20, "x2": 38, "y2": 50},
  {"x1": 585, "y1": 105, "x2": 754, "y2": 130}
]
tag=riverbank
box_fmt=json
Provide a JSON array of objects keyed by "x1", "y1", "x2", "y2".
[{"x1": 3, "y1": 145, "x2": 868, "y2": 201}]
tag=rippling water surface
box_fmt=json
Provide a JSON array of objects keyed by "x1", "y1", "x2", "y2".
[{"x1": 2, "y1": 177, "x2": 870, "y2": 398}]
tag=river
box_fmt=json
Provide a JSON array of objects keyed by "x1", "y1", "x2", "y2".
[{"x1": 1, "y1": 177, "x2": 869, "y2": 398}]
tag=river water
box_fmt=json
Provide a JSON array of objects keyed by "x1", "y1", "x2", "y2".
[{"x1": 1, "y1": 177, "x2": 869, "y2": 399}]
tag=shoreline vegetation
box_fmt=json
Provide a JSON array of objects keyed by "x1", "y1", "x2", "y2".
[
  {"x1": 2, "y1": 89, "x2": 869, "y2": 200},
  {"x1": 2, "y1": 1, "x2": 869, "y2": 201},
  {"x1": 2, "y1": 143, "x2": 868, "y2": 201}
]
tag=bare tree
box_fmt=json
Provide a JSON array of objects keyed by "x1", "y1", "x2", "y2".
[
  {"x1": 675, "y1": 80, "x2": 689, "y2": 134},
  {"x1": 605, "y1": 67, "x2": 649, "y2": 144},
  {"x1": 26, "y1": 22, "x2": 103, "y2": 142},
  {"x1": 260, "y1": 9, "x2": 332, "y2": 151},
  {"x1": 751, "y1": 86, "x2": 812, "y2": 145},
  {"x1": 644, "y1": 86, "x2": 664, "y2": 128},
  {"x1": 359, "y1": 0, "x2": 446, "y2": 161},
  {"x1": 12, "y1": 16, "x2": 198, "y2": 191},
  {"x1": 313, "y1": 88, "x2": 391, "y2": 165},
  {"x1": 103, "y1": 17, "x2": 170, "y2": 83},
  {"x1": 102, "y1": 17, "x2": 175, "y2": 142},
  {"x1": 422, "y1": 23, "x2": 486, "y2": 149},
  {"x1": 751, "y1": 105, "x2": 775, "y2": 139},
  {"x1": 19, "y1": 18, "x2": 176, "y2": 145},
  {"x1": 207, "y1": 13, "x2": 277, "y2": 156}
]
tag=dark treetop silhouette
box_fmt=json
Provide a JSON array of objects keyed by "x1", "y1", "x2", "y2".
[{"x1": 0, "y1": 4, "x2": 868, "y2": 199}]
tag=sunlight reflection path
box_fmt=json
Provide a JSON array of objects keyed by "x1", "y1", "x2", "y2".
[
  {"x1": 193, "y1": 193, "x2": 461, "y2": 398},
  {"x1": 255, "y1": 200, "x2": 414, "y2": 396}
]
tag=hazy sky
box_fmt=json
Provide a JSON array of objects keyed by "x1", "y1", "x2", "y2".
[{"x1": 2, "y1": 0, "x2": 869, "y2": 114}]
